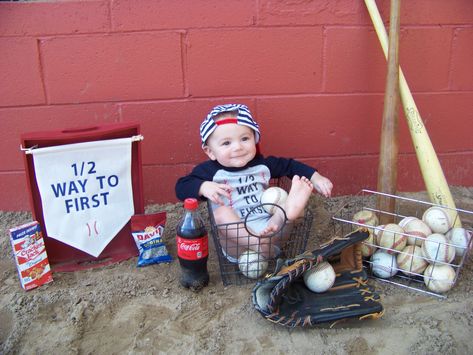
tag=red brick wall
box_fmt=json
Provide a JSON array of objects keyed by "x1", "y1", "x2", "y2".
[{"x1": 1, "y1": 0, "x2": 472, "y2": 211}]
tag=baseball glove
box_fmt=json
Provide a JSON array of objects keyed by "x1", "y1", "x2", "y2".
[{"x1": 252, "y1": 229, "x2": 384, "y2": 327}]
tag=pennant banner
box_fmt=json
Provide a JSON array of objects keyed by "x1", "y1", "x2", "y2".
[{"x1": 31, "y1": 138, "x2": 135, "y2": 257}]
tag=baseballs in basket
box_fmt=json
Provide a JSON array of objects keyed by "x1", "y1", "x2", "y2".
[
  {"x1": 303, "y1": 261, "x2": 336, "y2": 293},
  {"x1": 363, "y1": 224, "x2": 385, "y2": 257},
  {"x1": 370, "y1": 250, "x2": 398, "y2": 278},
  {"x1": 396, "y1": 245, "x2": 428, "y2": 276},
  {"x1": 376, "y1": 223, "x2": 406, "y2": 253},
  {"x1": 421, "y1": 233, "x2": 455, "y2": 264},
  {"x1": 352, "y1": 210, "x2": 379, "y2": 227},
  {"x1": 446, "y1": 227, "x2": 472, "y2": 257},
  {"x1": 361, "y1": 232, "x2": 377, "y2": 257},
  {"x1": 238, "y1": 250, "x2": 268, "y2": 279},
  {"x1": 422, "y1": 206, "x2": 453, "y2": 234},
  {"x1": 423, "y1": 264, "x2": 456, "y2": 293},
  {"x1": 260, "y1": 187, "x2": 288, "y2": 214},
  {"x1": 403, "y1": 219, "x2": 432, "y2": 246},
  {"x1": 373, "y1": 224, "x2": 385, "y2": 239},
  {"x1": 398, "y1": 216, "x2": 419, "y2": 229}
]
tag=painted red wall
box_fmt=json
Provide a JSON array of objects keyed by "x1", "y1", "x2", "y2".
[{"x1": 1, "y1": 0, "x2": 472, "y2": 211}]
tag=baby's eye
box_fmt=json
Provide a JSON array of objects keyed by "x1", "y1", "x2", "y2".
[
  {"x1": 241, "y1": 136, "x2": 250, "y2": 141},
  {"x1": 221, "y1": 141, "x2": 230, "y2": 146}
]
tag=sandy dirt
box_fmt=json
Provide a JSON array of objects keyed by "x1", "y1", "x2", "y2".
[{"x1": 1, "y1": 187, "x2": 472, "y2": 354}]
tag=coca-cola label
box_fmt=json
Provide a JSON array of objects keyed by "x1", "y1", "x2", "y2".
[{"x1": 176, "y1": 235, "x2": 208, "y2": 260}]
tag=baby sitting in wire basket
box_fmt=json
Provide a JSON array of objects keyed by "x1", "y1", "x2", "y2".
[{"x1": 175, "y1": 104, "x2": 333, "y2": 262}]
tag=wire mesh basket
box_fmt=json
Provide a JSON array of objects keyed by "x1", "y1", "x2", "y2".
[
  {"x1": 208, "y1": 177, "x2": 313, "y2": 286},
  {"x1": 332, "y1": 189, "x2": 473, "y2": 298}
]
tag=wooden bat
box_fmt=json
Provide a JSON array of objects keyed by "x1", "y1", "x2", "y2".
[
  {"x1": 364, "y1": 0, "x2": 461, "y2": 227},
  {"x1": 377, "y1": 0, "x2": 400, "y2": 225}
]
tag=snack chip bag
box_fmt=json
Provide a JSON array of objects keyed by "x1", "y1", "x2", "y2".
[{"x1": 131, "y1": 212, "x2": 172, "y2": 267}]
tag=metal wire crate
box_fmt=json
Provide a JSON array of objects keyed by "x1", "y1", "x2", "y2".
[
  {"x1": 332, "y1": 189, "x2": 473, "y2": 298},
  {"x1": 208, "y1": 177, "x2": 313, "y2": 286}
]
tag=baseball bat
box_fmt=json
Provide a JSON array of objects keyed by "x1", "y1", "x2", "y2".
[
  {"x1": 377, "y1": 0, "x2": 400, "y2": 225},
  {"x1": 364, "y1": 0, "x2": 461, "y2": 227}
]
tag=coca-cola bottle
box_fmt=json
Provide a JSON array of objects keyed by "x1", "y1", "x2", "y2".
[{"x1": 176, "y1": 198, "x2": 209, "y2": 290}]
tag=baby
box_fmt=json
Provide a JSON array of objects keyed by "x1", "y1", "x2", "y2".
[{"x1": 175, "y1": 104, "x2": 333, "y2": 261}]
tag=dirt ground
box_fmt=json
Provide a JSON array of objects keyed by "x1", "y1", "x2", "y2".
[{"x1": 1, "y1": 187, "x2": 472, "y2": 354}]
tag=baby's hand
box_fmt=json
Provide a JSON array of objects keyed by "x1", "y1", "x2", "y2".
[
  {"x1": 199, "y1": 181, "x2": 233, "y2": 205},
  {"x1": 310, "y1": 172, "x2": 333, "y2": 198}
]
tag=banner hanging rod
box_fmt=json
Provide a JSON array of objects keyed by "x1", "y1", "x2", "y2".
[{"x1": 20, "y1": 135, "x2": 144, "y2": 155}]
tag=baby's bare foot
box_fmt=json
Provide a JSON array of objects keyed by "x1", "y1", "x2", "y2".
[
  {"x1": 284, "y1": 175, "x2": 313, "y2": 221},
  {"x1": 259, "y1": 223, "x2": 280, "y2": 237}
]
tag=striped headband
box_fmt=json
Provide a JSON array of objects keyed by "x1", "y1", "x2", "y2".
[{"x1": 200, "y1": 104, "x2": 261, "y2": 146}]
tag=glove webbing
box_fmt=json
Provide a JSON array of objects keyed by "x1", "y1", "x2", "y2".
[
  {"x1": 267, "y1": 231, "x2": 369, "y2": 314},
  {"x1": 267, "y1": 259, "x2": 318, "y2": 313}
]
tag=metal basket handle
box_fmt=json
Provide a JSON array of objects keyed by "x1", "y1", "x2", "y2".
[{"x1": 243, "y1": 203, "x2": 288, "y2": 238}]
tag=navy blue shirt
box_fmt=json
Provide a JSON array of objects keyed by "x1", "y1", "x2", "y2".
[{"x1": 175, "y1": 154, "x2": 316, "y2": 204}]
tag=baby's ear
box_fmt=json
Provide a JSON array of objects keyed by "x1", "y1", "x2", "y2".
[{"x1": 203, "y1": 146, "x2": 216, "y2": 161}]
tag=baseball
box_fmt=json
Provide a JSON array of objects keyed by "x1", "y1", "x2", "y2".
[
  {"x1": 403, "y1": 219, "x2": 432, "y2": 246},
  {"x1": 370, "y1": 250, "x2": 398, "y2": 278},
  {"x1": 423, "y1": 264, "x2": 456, "y2": 293},
  {"x1": 238, "y1": 250, "x2": 268, "y2": 279},
  {"x1": 398, "y1": 216, "x2": 419, "y2": 229},
  {"x1": 421, "y1": 233, "x2": 455, "y2": 264},
  {"x1": 353, "y1": 210, "x2": 379, "y2": 226},
  {"x1": 373, "y1": 224, "x2": 385, "y2": 240},
  {"x1": 260, "y1": 187, "x2": 288, "y2": 214},
  {"x1": 303, "y1": 262, "x2": 336, "y2": 293},
  {"x1": 376, "y1": 223, "x2": 406, "y2": 253},
  {"x1": 422, "y1": 206, "x2": 452, "y2": 234},
  {"x1": 396, "y1": 245, "x2": 428, "y2": 276},
  {"x1": 361, "y1": 232, "x2": 377, "y2": 258},
  {"x1": 446, "y1": 227, "x2": 472, "y2": 258},
  {"x1": 365, "y1": 224, "x2": 385, "y2": 257}
]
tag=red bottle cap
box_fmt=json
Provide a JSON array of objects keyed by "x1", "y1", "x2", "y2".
[{"x1": 184, "y1": 198, "x2": 198, "y2": 210}]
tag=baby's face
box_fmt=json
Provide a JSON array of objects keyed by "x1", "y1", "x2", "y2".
[{"x1": 204, "y1": 123, "x2": 257, "y2": 168}]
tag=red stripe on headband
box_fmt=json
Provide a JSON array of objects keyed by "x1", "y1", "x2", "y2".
[{"x1": 215, "y1": 117, "x2": 238, "y2": 125}]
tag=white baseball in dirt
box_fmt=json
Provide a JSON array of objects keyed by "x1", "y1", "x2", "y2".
[
  {"x1": 398, "y1": 216, "x2": 419, "y2": 229},
  {"x1": 404, "y1": 219, "x2": 432, "y2": 246},
  {"x1": 396, "y1": 245, "x2": 428, "y2": 276},
  {"x1": 446, "y1": 227, "x2": 472, "y2": 258},
  {"x1": 260, "y1": 187, "x2": 288, "y2": 214},
  {"x1": 303, "y1": 262, "x2": 336, "y2": 293},
  {"x1": 422, "y1": 206, "x2": 453, "y2": 234},
  {"x1": 376, "y1": 223, "x2": 406, "y2": 253},
  {"x1": 352, "y1": 210, "x2": 379, "y2": 227},
  {"x1": 370, "y1": 250, "x2": 398, "y2": 278},
  {"x1": 361, "y1": 232, "x2": 377, "y2": 258},
  {"x1": 421, "y1": 233, "x2": 455, "y2": 264},
  {"x1": 238, "y1": 250, "x2": 268, "y2": 279},
  {"x1": 423, "y1": 264, "x2": 456, "y2": 293}
]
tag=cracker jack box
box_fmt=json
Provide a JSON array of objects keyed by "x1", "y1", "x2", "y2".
[
  {"x1": 21, "y1": 123, "x2": 144, "y2": 272},
  {"x1": 9, "y1": 221, "x2": 53, "y2": 290}
]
